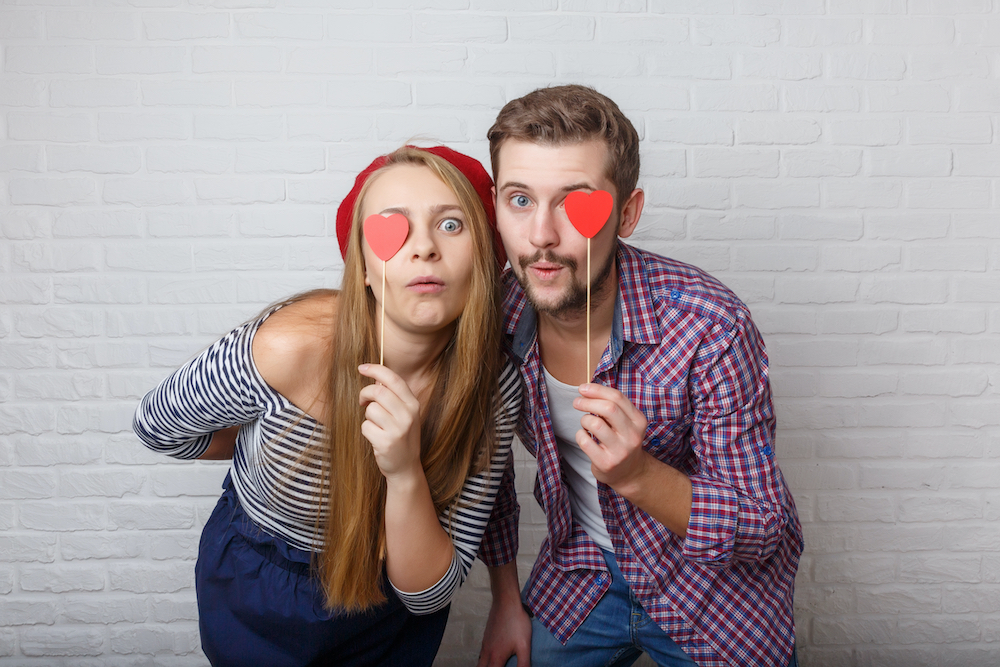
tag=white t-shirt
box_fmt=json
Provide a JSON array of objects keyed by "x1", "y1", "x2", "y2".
[{"x1": 542, "y1": 366, "x2": 613, "y2": 552}]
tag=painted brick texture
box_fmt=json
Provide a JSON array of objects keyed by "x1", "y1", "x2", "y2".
[{"x1": 1, "y1": 3, "x2": 998, "y2": 666}]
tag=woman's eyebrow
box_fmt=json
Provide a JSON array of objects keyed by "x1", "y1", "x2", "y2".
[
  {"x1": 378, "y1": 204, "x2": 462, "y2": 216},
  {"x1": 429, "y1": 204, "x2": 463, "y2": 215}
]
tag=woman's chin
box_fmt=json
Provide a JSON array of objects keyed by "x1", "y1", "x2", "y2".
[{"x1": 398, "y1": 310, "x2": 460, "y2": 337}]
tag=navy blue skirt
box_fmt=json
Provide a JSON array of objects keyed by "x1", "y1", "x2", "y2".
[{"x1": 195, "y1": 474, "x2": 450, "y2": 667}]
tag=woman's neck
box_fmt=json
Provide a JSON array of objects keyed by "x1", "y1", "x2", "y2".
[{"x1": 378, "y1": 322, "x2": 456, "y2": 396}]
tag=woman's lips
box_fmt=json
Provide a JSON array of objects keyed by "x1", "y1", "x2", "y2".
[{"x1": 406, "y1": 276, "x2": 445, "y2": 293}]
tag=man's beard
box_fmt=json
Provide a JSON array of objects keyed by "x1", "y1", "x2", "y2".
[{"x1": 516, "y1": 245, "x2": 617, "y2": 318}]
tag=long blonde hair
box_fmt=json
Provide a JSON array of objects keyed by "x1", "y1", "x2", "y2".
[{"x1": 316, "y1": 147, "x2": 502, "y2": 610}]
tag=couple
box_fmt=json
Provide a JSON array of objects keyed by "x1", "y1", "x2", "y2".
[{"x1": 134, "y1": 85, "x2": 803, "y2": 667}]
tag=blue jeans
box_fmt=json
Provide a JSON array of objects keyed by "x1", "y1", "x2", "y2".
[{"x1": 507, "y1": 550, "x2": 798, "y2": 667}]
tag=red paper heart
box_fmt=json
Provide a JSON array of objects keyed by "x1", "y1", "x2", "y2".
[
  {"x1": 565, "y1": 190, "x2": 613, "y2": 239},
  {"x1": 363, "y1": 214, "x2": 409, "y2": 261}
]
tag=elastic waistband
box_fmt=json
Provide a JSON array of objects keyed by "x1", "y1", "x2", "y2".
[{"x1": 220, "y1": 473, "x2": 315, "y2": 577}]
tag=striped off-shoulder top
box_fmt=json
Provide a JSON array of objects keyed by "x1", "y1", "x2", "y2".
[{"x1": 133, "y1": 306, "x2": 520, "y2": 615}]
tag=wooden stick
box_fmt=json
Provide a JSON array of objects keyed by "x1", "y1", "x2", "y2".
[
  {"x1": 586, "y1": 238, "x2": 591, "y2": 382},
  {"x1": 379, "y1": 262, "x2": 386, "y2": 366}
]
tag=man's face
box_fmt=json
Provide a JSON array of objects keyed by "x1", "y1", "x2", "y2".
[{"x1": 494, "y1": 139, "x2": 623, "y2": 318}]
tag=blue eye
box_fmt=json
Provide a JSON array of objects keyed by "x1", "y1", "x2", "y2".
[
  {"x1": 512, "y1": 195, "x2": 530, "y2": 208},
  {"x1": 439, "y1": 218, "x2": 462, "y2": 233}
]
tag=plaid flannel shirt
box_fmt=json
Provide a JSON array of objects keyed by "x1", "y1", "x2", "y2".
[{"x1": 485, "y1": 242, "x2": 803, "y2": 667}]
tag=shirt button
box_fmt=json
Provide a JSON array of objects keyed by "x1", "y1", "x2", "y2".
[{"x1": 670, "y1": 289, "x2": 681, "y2": 300}]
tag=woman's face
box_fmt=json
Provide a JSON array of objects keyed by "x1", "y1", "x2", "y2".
[{"x1": 361, "y1": 163, "x2": 476, "y2": 338}]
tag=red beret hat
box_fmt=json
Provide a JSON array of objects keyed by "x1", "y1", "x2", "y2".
[{"x1": 335, "y1": 145, "x2": 505, "y2": 268}]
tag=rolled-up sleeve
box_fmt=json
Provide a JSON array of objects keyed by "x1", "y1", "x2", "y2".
[
  {"x1": 390, "y1": 550, "x2": 463, "y2": 615},
  {"x1": 681, "y1": 314, "x2": 791, "y2": 566},
  {"x1": 479, "y1": 456, "x2": 520, "y2": 567},
  {"x1": 393, "y1": 360, "x2": 522, "y2": 614}
]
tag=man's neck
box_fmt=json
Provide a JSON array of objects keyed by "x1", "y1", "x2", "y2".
[{"x1": 536, "y1": 264, "x2": 618, "y2": 386}]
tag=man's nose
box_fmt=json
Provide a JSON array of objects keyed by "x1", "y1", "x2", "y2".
[{"x1": 527, "y1": 205, "x2": 559, "y2": 249}]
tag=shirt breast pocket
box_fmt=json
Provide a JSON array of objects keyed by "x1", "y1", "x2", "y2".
[
  {"x1": 643, "y1": 414, "x2": 692, "y2": 467},
  {"x1": 627, "y1": 378, "x2": 694, "y2": 464},
  {"x1": 637, "y1": 381, "x2": 692, "y2": 468}
]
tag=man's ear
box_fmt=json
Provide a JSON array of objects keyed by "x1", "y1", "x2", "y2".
[{"x1": 617, "y1": 188, "x2": 644, "y2": 239}]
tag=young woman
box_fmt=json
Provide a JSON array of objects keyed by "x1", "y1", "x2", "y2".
[{"x1": 133, "y1": 146, "x2": 520, "y2": 667}]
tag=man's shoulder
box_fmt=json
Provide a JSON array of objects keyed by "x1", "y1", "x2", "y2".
[
  {"x1": 501, "y1": 266, "x2": 520, "y2": 296},
  {"x1": 500, "y1": 268, "x2": 523, "y2": 311},
  {"x1": 622, "y1": 243, "x2": 752, "y2": 331}
]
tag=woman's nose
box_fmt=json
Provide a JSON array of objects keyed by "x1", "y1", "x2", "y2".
[{"x1": 408, "y1": 223, "x2": 439, "y2": 260}]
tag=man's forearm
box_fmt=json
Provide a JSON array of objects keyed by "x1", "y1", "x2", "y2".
[
  {"x1": 479, "y1": 561, "x2": 532, "y2": 667},
  {"x1": 612, "y1": 451, "x2": 693, "y2": 538},
  {"x1": 488, "y1": 560, "x2": 522, "y2": 604}
]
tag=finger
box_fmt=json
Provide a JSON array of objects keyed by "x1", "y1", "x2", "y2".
[
  {"x1": 574, "y1": 389, "x2": 639, "y2": 425},
  {"x1": 573, "y1": 396, "x2": 630, "y2": 434},
  {"x1": 475, "y1": 651, "x2": 498, "y2": 667},
  {"x1": 359, "y1": 364, "x2": 417, "y2": 403},
  {"x1": 360, "y1": 418, "x2": 384, "y2": 445},
  {"x1": 363, "y1": 400, "x2": 395, "y2": 432},
  {"x1": 579, "y1": 412, "x2": 613, "y2": 444},
  {"x1": 516, "y1": 636, "x2": 531, "y2": 667},
  {"x1": 578, "y1": 383, "x2": 646, "y2": 425},
  {"x1": 575, "y1": 393, "x2": 647, "y2": 435},
  {"x1": 478, "y1": 652, "x2": 514, "y2": 667},
  {"x1": 358, "y1": 382, "x2": 408, "y2": 418},
  {"x1": 576, "y1": 427, "x2": 607, "y2": 464}
]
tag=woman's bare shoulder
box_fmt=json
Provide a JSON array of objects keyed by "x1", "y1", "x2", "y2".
[{"x1": 251, "y1": 291, "x2": 337, "y2": 397}]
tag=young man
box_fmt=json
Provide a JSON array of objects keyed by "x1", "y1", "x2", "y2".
[{"x1": 477, "y1": 86, "x2": 803, "y2": 667}]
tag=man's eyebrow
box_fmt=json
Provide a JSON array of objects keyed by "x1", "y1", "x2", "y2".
[
  {"x1": 561, "y1": 183, "x2": 595, "y2": 193},
  {"x1": 497, "y1": 181, "x2": 531, "y2": 192},
  {"x1": 498, "y1": 181, "x2": 597, "y2": 193}
]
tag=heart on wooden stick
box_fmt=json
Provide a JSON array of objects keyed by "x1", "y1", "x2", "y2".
[
  {"x1": 363, "y1": 213, "x2": 409, "y2": 261},
  {"x1": 565, "y1": 190, "x2": 613, "y2": 239},
  {"x1": 363, "y1": 213, "x2": 408, "y2": 367},
  {"x1": 564, "y1": 190, "x2": 613, "y2": 384}
]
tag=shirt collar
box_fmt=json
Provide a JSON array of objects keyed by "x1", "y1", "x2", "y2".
[
  {"x1": 616, "y1": 242, "x2": 660, "y2": 347},
  {"x1": 504, "y1": 242, "x2": 661, "y2": 364}
]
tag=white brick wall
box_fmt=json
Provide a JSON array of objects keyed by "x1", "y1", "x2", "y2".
[{"x1": 1, "y1": 2, "x2": 998, "y2": 666}]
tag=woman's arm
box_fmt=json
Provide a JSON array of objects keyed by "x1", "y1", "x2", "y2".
[
  {"x1": 402, "y1": 360, "x2": 523, "y2": 615},
  {"x1": 358, "y1": 363, "x2": 455, "y2": 593},
  {"x1": 358, "y1": 359, "x2": 520, "y2": 614},
  {"x1": 198, "y1": 425, "x2": 240, "y2": 460},
  {"x1": 383, "y1": 467, "x2": 456, "y2": 592},
  {"x1": 133, "y1": 320, "x2": 267, "y2": 459}
]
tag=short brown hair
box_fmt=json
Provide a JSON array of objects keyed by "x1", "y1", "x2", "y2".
[{"x1": 488, "y1": 85, "x2": 640, "y2": 203}]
